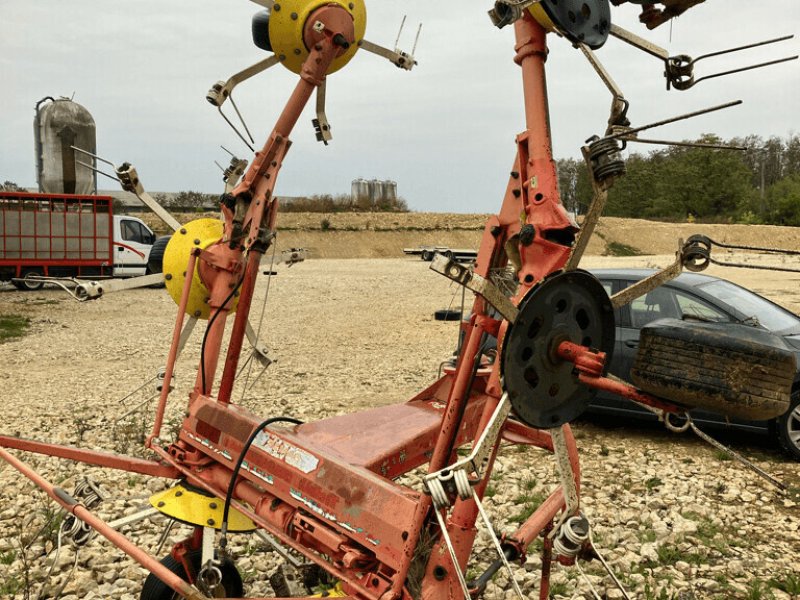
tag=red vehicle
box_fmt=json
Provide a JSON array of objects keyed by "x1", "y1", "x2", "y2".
[{"x1": 0, "y1": 191, "x2": 156, "y2": 290}]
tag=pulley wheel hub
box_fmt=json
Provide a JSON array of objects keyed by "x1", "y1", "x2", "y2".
[
  {"x1": 502, "y1": 270, "x2": 615, "y2": 428},
  {"x1": 531, "y1": 0, "x2": 611, "y2": 50}
]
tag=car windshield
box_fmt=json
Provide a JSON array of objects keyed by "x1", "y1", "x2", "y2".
[{"x1": 697, "y1": 279, "x2": 800, "y2": 335}]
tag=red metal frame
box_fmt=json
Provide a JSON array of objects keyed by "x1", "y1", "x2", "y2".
[
  {"x1": 0, "y1": 10, "x2": 680, "y2": 600},
  {"x1": 0, "y1": 191, "x2": 115, "y2": 278}
]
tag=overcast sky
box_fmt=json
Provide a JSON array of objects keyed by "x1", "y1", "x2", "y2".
[{"x1": 1, "y1": 1, "x2": 798, "y2": 212}]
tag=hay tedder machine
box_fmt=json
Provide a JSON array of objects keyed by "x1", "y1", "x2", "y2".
[{"x1": 1, "y1": 1, "x2": 798, "y2": 598}]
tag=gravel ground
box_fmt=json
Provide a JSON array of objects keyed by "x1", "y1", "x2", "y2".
[{"x1": 0, "y1": 257, "x2": 798, "y2": 600}]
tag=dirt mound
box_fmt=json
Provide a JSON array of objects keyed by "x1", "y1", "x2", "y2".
[{"x1": 134, "y1": 212, "x2": 800, "y2": 260}]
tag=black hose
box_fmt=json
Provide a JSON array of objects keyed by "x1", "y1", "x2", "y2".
[
  {"x1": 220, "y1": 416, "x2": 303, "y2": 548},
  {"x1": 470, "y1": 547, "x2": 518, "y2": 595}
]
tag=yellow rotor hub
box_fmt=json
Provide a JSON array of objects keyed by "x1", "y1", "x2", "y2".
[
  {"x1": 269, "y1": 0, "x2": 367, "y2": 75},
  {"x1": 528, "y1": 5, "x2": 557, "y2": 32},
  {"x1": 163, "y1": 218, "x2": 239, "y2": 320},
  {"x1": 150, "y1": 483, "x2": 256, "y2": 532},
  {"x1": 312, "y1": 583, "x2": 348, "y2": 597}
]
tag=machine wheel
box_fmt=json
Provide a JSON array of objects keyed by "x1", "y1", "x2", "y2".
[
  {"x1": 776, "y1": 392, "x2": 800, "y2": 460},
  {"x1": 140, "y1": 550, "x2": 243, "y2": 600},
  {"x1": 434, "y1": 309, "x2": 461, "y2": 322},
  {"x1": 420, "y1": 249, "x2": 434, "y2": 262},
  {"x1": 12, "y1": 269, "x2": 45, "y2": 291},
  {"x1": 632, "y1": 319, "x2": 795, "y2": 421}
]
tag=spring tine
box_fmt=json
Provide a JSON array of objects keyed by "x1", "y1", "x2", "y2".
[
  {"x1": 692, "y1": 34, "x2": 795, "y2": 65},
  {"x1": 395, "y1": 15, "x2": 406, "y2": 49},
  {"x1": 217, "y1": 106, "x2": 255, "y2": 153},
  {"x1": 691, "y1": 55, "x2": 799, "y2": 88},
  {"x1": 70, "y1": 145, "x2": 117, "y2": 168},
  {"x1": 75, "y1": 160, "x2": 121, "y2": 182},
  {"x1": 688, "y1": 418, "x2": 787, "y2": 492},
  {"x1": 229, "y1": 94, "x2": 255, "y2": 144},
  {"x1": 605, "y1": 100, "x2": 742, "y2": 141},
  {"x1": 412, "y1": 23, "x2": 423, "y2": 56},
  {"x1": 621, "y1": 137, "x2": 746, "y2": 151}
]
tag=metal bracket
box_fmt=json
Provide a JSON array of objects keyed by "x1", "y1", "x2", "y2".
[
  {"x1": 424, "y1": 394, "x2": 512, "y2": 508},
  {"x1": 430, "y1": 254, "x2": 518, "y2": 322},
  {"x1": 312, "y1": 80, "x2": 333, "y2": 144},
  {"x1": 360, "y1": 16, "x2": 421, "y2": 71}
]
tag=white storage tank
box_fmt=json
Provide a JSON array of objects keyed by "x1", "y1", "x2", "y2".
[
  {"x1": 385, "y1": 180, "x2": 398, "y2": 201},
  {"x1": 34, "y1": 97, "x2": 97, "y2": 195},
  {"x1": 351, "y1": 178, "x2": 370, "y2": 202}
]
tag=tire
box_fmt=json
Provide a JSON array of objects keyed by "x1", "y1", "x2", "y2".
[
  {"x1": 140, "y1": 550, "x2": 243, "y2": 600},
  {"x1": 12, "y1": 269, "x2": 45, "y2": 291},
  {"x1": 147, "y1": 235, "x2": 172, "y2": 274},
  {"x1": 434, "y1": 309, "x2": 461, "y2": 322},
  {"x1": 631, "y1": 318, "x2": 795, "y2": 421},
  {"x1": 777, "y1": 392, "x2": 800, "y2": 460},
  {"x1": 421, "y1": 250, "x2": 433, "y2": 262}
]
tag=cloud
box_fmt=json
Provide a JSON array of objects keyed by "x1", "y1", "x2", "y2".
[{"x1": 1, "y1": 0, "x2": 798, "y2": 212}]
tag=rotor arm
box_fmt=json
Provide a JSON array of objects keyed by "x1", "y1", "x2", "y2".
[
  {"x1": 206, "y1": 55, "x2": 282, "y2": 108},
  {"x1": 359, "y1": 39, "x2": 417, "y2": 71},
  {"x1": 577, "y1": 43, "x2": 630, "y2": 135}
]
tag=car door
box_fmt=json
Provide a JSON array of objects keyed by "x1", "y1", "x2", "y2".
[
  {"x1": 115, "y1": 218, "x2": 153, "y2": 276},
  {"x1": 591, "y1": 278, "x2": 627, "y2": 407}
]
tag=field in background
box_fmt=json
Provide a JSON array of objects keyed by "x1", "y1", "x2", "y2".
[{"x1": 137, "y1": 212, "x2": 800, "y2": 260}]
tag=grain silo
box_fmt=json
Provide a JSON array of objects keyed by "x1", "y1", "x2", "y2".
[{"x1": 34, "y1": 96, "x2": 97, "y2": 195}]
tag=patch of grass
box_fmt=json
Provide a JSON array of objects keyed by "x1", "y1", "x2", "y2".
[
  {"x1": 549, "y1": 581, "x2": 568, "y2": 597},
  {"x1": 606, "y1": 241, "x2": 642, "y2": 257},
  {"x1": 0, "y1": 550, "x2": 16, "y2": 565},
  {"x1": 643, "y1": 583, "x2": 679, "y2": 600},
  {"x1": 645, "y1": 476, "x2": 664, "y2": 492},
  {"x1": 484, "y1": 484, "x2": 497, "y2": 498},
  {"x1": 638, "y1": 529, "x2": 657, "y2": 544},
  {"x1": 714, "y1": 449, "x2": 733, "y2": 461},
  {"x1": 600, "y1": 444, "x2": 610, "y2": 456},
  {"x1": 745, "y1": 579, "x2": 775, "y2": 600},
  {"x1": 0, "y1": 314, "x2": 30, "y2": 343},
  {"x1": 0, "y1": 576, "x2": 23, "y2": 597},
  {"x1": 509, "y1": 490, "x2": 547, "y2": 523},
  {"x1": 769, "y1": 573, "x2": 800, "y2": 595}
]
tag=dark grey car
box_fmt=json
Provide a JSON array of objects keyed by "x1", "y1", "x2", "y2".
[{"x1": 589, "y1": 269, "x2": 800, "y2": 460}]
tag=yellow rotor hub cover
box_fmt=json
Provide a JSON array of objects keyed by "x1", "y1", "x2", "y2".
[
  {"x1": 528, "y1": 4, "x2": 557, "y2": 32},
  {"x1": 163, "y1": 218, "x2": 239, "y2": 320},
  {"x1": 150, "y1": 483, "x2": 256, "y2": 532},
  {"x1": 269, "y1": 0, "x2": 367, "y2": 75}
]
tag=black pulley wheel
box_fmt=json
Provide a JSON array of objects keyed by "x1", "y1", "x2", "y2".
[
  {"x1": 502, "y1": 270, "x2": 615, "y2": 429},
  {"x1": 140, "y1": 550, "x2": 243, "y2": 600},
  {"x1": 631, "y1": 319, "x2": 796, "y2": 421},
  {"x1": 536, "y1": 0, "x2": 612, "y2": 50}
]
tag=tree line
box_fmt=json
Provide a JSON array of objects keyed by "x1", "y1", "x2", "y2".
[{"x1": 556, "y1": 133, "x2": 800, "y2": 225}]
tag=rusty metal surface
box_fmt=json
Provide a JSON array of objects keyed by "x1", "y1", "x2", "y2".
[
  {"x1": 0, "y1": 435, "x2": 179, "y2": 478},
  {"x1": 0, "y1": 447, "x2": 210, "y2": 600},
  {"x1": 180, "y1": 396, "x2": 422, "y2": 572}
]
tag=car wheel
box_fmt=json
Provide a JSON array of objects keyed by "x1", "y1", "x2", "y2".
[
  {"x1": 13, "y1": 269, "x2": 45, "y2": 291},
  {"x1": 147, "y1": 235, "x2": 172, "y2": 274},
  {"x1": 631, "y1": 319, "x2": 796, "y2": 421},
  {"x1": 777, "y1": 392, "x2": 800, "y2": 460},
  {"x1": 140, "y1": 550, "x2": 243, "y2": 599}
]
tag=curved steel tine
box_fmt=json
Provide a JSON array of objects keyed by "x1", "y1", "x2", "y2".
[{"x1": 691, "y1": 55, "x2": 799, "y2": 88}]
